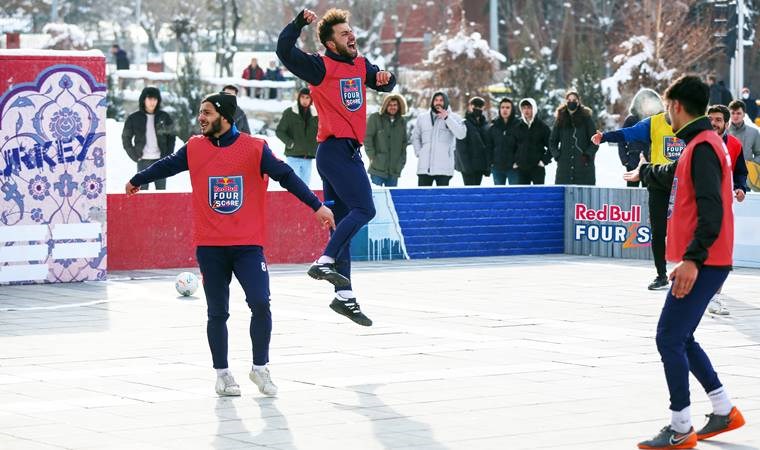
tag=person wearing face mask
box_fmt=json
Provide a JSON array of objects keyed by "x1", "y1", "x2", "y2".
[
  {"x1": 549, "y1": 91, "x2": 598, "y2": 186},
  {"x1": 455, "y1": 96, "x2": 491, "y2": 185},
  {"x1": 739, "y1": 87, "x2": 758, "y2": 122},
  {"x1": 591, "y1": 90, "x2": 684, "y2": 291}
]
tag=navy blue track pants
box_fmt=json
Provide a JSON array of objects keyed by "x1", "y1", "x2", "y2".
[
  {"x1": 316, "y1": 138, "x2": 376, "y2": 291},
  {"x1": 656, "y1": 266, "x2": 729, "y2": 411},
  {"x1": 196, "y1": 245, "x2": 271, "y2": 368}
]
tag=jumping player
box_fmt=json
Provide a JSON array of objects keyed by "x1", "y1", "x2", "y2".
[
  {"x1": 625, "y1": 75, "x2": 745, "y2": 449},
  {"x1": 125, "y1": 92, "x2": 335, "y2": 397},
  {"x1": 277, "y1": 8, "x2": 396, "y2": 327}
]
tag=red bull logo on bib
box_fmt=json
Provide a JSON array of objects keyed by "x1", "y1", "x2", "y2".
[
  {"x1": 663, "y1": 136, "x2": 686, "y2": 162},
  {"x1": 209, "y1": 176, "x2": 243, "y2": 214},
  {"x1": 340, "y1": 77, "x2": 363, "y2": 112}
]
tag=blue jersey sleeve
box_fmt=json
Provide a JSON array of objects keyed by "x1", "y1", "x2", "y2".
[
  {"x1": 364, "y1": 56, "x2": 396, "y2": 92},
  {"x1": 603, "y1": 117, "x2": 652, "y2": 145},
  {"x1": 276, "y1": 21, "x2": 326, "y2": 86},
  {"x1": 130, "y1": 145, "x2": 188, "y2": 187},
  {"x1": 260, "y1": 143, "x2": 322, "y2": 211}
]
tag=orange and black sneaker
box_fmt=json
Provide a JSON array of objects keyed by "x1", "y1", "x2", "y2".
[
  {"x1": 696, "y1": 406, "x2": 745, "y2": 440},
  {"x1": 637, "y1": 425, "x2": 697, "y2": 449}
]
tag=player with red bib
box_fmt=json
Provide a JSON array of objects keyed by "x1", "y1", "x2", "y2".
[
  {"x1": 126, "y1": 92, "x2": 335, "y2": 398},
  {"x1": 277, "y1": 8, "x2": 396, "y2": 326},
  {"x1": 625, "y1": 76, "x2": 745, "y2": 449}
]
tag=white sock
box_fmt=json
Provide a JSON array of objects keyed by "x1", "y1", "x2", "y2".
[
  {"x1": 708, "y1": 387, "x2": 732, "y2": 415},
  {"x1": 317, "y1": 255, "x2": 335, "y2": 264},
  {"x1": 252, "y1": 364, "x2": 267, "y2": 372},
  {"x1": 216, "y1": 368, "x2": 231, "y2": 377},
  {"x1": 336, "y1": 290, "x2": 354, "y2": 300},
  {"x1": 670, "y1": 406, "x2": 692, "y2": 433}
]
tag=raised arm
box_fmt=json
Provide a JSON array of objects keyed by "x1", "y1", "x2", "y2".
[{"x1": 276, "y1": 9, "x2": 326, "y2": 86}]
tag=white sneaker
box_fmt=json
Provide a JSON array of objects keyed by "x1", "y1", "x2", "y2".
[
  {"x1": 215, "y1": 373, "x2": 241, "y2": 396},
  {"x1": 707, "y1": 295, "x2": 730, "y2": 316},
  {"x1": 249, "y1": 367, "x2": 278, "y2": 396}
]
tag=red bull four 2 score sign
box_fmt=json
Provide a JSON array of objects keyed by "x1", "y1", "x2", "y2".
[{"x1": 574, "y1": 203, "x2": 651, "y2": 247}]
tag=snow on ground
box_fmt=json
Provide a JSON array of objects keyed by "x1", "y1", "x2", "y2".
[{"x1": 105, "y1": 118, "x2": 627, "y2": 193}]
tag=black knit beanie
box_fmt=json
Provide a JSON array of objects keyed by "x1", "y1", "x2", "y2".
[{"x1": 202, "y1": 92, "x2": 237, "y2": 124}]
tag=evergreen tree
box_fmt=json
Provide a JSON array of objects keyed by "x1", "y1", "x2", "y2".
[
  {"x1": 170, "y1": 53, "x2": 204, "y2": 141},
  {"x1": 571, "y1": 49, "x2": 608, "y2": 128}
]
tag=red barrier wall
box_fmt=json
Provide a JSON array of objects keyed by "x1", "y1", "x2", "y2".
[{"x1": 107, "y1": 191, "x2": 328, "y2": 270}]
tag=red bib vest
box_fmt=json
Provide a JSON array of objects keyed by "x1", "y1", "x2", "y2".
[
  {"x1": 726, "y1": 133, "x2": 743, "y2": 167},
  {"x1": 309, "y1": 55, "x2": 367, "y2": 143},
  {"x1": 666, "y1": 130, "x2": 734, "y2": 265},
  {"x1": 186, "y1": 133, "x2": 269, "y2": 246}
]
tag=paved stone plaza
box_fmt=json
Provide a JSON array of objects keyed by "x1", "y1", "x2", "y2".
[{"x1": 1, "y1": 255, "x2": 759, "y2": 449}]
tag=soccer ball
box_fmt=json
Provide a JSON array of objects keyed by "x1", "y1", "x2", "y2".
[{"x1": 175, "y1": 272, "x2": 199, "y2": 296}]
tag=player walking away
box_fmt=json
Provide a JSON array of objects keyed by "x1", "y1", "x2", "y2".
[
  {"x1": 277, "y1": 8, "x2": 396, "y2": 326},
  {"x1": 125, "y1": 92, "x2": 335, "y2": 397},
  {"x1": 625, "y1": 75, "x2": 745, "y2": 449}
]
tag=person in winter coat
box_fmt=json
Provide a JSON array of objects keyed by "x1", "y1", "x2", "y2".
[
  {"x1": 550, "y1": 91, "x2": 598, "y2": 185},
  {"x1": 242, "y1": 58, "x2": 265, "y2": 98},
  {"x1": 488, "y1": 98, "x2": 518, "y2": 185},
  {"x1": 275, "y1": 87, "x2": 319, "y2": 184},
  {"x1": 265, "y1": 60, "x2": 285, "y2": 99},
  {"x1": 455, "y1": 96, "x2": 491, "y2": 186},
  {"x1": 513, "y1": 98, "x2": 551, "y2": 184},
  {"x1": 618, "y1": 88, "x2": 663, "y2": 187},
  {"x1": 412, "y1": 91, "x2": 467, "y2": 186},
  {"x1": 365, "y1": 94, "x2": 408, "y2": 186},
  {"x1": 222, "y1": 85, "x2": 251, "y2": 134},
  {"x1": 110, "y1": 44, "x2": 130, "y2": 70},
  {"x1": 740, "y1": 87, "x2": 759, "y2": 122},
  {"x1": 122, "y1": 86, "x2": 175, "y2": 190},
  {"x1": 728, "y1": 100, "x2": 760, "y2": 165}
]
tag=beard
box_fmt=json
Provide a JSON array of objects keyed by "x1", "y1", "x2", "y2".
[
  {"x1": 334, "y1": 41, "x2": 358, "y2": 58},
  {"x1": 202, "y1": 117, "x2": 223, "y2": 137}
]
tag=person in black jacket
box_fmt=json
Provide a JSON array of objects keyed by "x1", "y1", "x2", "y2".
[
  {"x1": 625, "y1": 74, "x2": 745, "y2": 450},
  {"x1": 513, "y1": 98, "x2": 551, "y2": 184},
  {"x1": 222, "y1": 85, "x2": 251, "y2": 134},
  {"x1": 122, "y1": 86, "x2": 175, "y2": 190},
  {"x1": 110, "y1": 44, "x2": 130, "y2": 70},
  {"x1": 455, "y1": 96, "x2": 491, "y2": 185},
  {"x1": 488, "y1": 98, "x2": 518, "y2": 185}
]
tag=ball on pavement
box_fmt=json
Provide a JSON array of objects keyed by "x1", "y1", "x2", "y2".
[{"x1": 175, "y1": 272, "x2": 199, "y2": 296}]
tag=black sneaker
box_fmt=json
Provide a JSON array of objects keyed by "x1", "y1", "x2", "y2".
[
  {"x1": 307, "y1": 262, "x2": 350, "y2": 287},
  {"x1": 330, "y1": 297, "x2": 372, "y2": 326},
  {"x1": 648, "y1": 275, "x2": 669, "y2": 290}
]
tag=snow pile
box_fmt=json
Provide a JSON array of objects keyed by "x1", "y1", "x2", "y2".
[
  {"x1": 601, "y1": 36, "x2": 675, "y2": 104},
  {"x1": 42, "y1": 23, "x2": 91, "y2": 50},
  {"x1": 426, "y1": 30, "x2": 506, "y2": 64}
]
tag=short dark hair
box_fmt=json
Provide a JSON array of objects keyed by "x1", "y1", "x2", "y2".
[
  {"x1": 520, "y1": 99, "x2": 532, "y2": 108},
  {"x1": 663, "y1": 75, "x2": 709, "y2": 117},
  {"x1": 707, "y1": 104, "x2": 730, "y2": 122},
  {"x1": 499, "y1": 98, "x2": 514, "y2": 107},
  {"x1": 728, "y1": 99, "x2": 746, "y2": 112},
  {"x1": 318, "y1": 8, "x2": 350, "y2": 48},
  {"x1": 223, "y1": 85, "x2": 239, "y2": 95}
]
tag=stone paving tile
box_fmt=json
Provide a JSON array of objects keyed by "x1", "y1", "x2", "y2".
[{"x1": 1, "y1": 255, "x2": 759, "y2": 449}]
